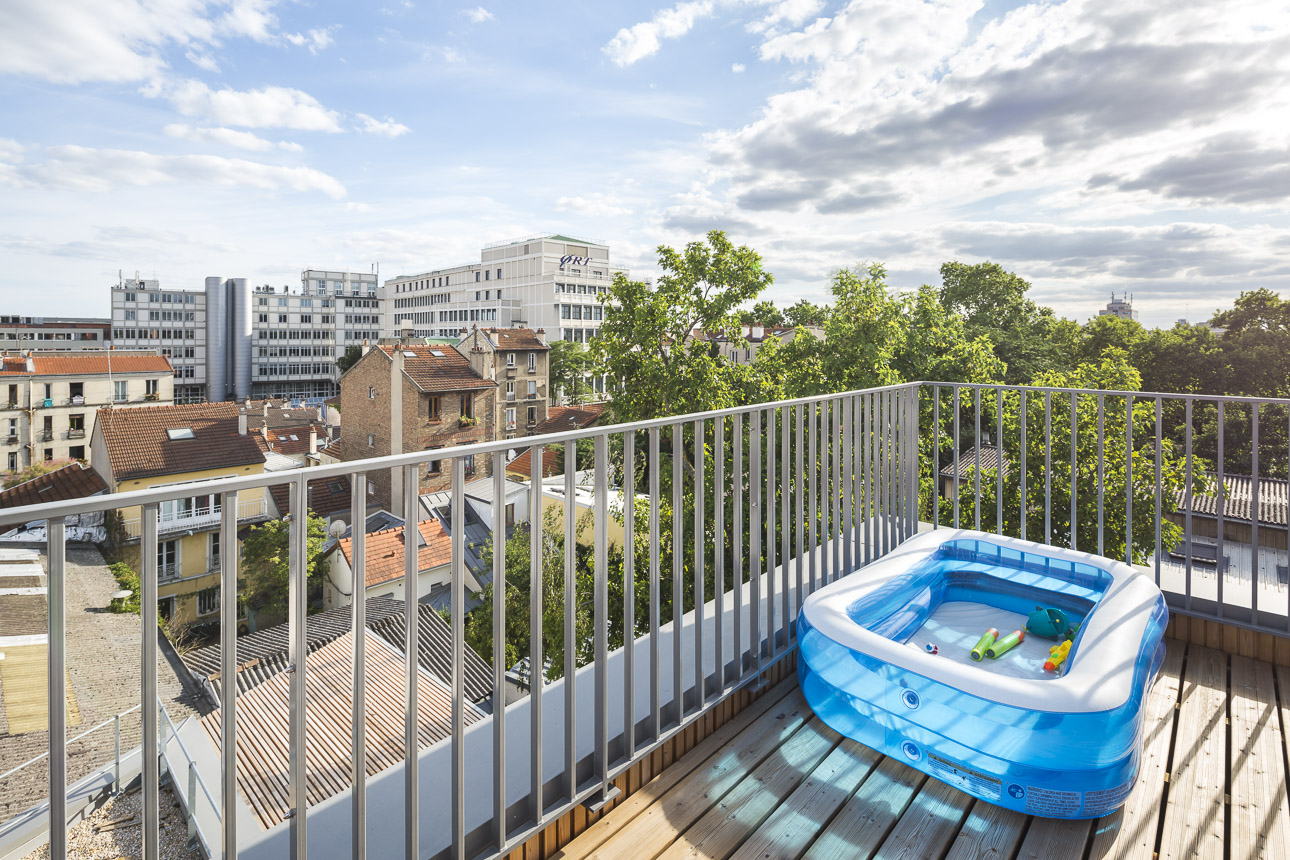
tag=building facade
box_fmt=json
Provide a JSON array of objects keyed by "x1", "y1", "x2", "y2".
[
  {"x1": 0, "y1": 316, "x2": 111, "y2": 351},
  {"x1": 338, "y1": 342, "x2": 496, "y2": 511},
  {"x1": 0, "y1": 351, "x2": 174, "y2": 474},
  {"x1": 455, "y1": 327, "x2": 551, "y2": 440},
  {"x1": 112, "y1": 269, "x2": 378, "y2": 404},
  {"x1": 1099, "y1": 293, "x2": 1139, "y2": 321},
  {"x1": 382, "y1": 234, "x2": 627, "y2": 345}
]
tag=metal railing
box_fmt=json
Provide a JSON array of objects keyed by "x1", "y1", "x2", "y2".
[
  {"x1": 0, "y1": 382, "x2": 921, "y2": 860},
  {"x1": 925, "y1": 382, "x2": 1290, "y2": 636},
  {"x1": 122, "y1": 497, "x2": 267, "y2": 539}
]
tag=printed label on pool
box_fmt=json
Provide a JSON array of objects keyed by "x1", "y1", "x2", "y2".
[
  {"x1": 1024, "y1": 786, "x2": 1081, "y2": 817},
  {"x1": 1081, "y1": 782, "x2": 1134, "y2": 816},
  {"x1": 927, "y1": 753, "x2": 1001, "y2": 800}
]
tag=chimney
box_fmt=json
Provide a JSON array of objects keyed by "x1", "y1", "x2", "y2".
[
  {"x1": 535, "y1": 328, "x2": 547, "y2": 346},
  {"x1": 751, "y1": 325, "x2": 764, "y2": 340},
  {"x1": 308, "y1": 428, "x2": 318, "y2": 456},
  {"x1": 238, "y1": 409, "x2": 247, "y2": 436},
  {"x1": 316, "y1": 403, "x2": 325, "y2": 422},
  {"x1": 362, "y1": 338, "x2": 371, "y2": 356},
  {"x1": 400, "y1": 319, "x2": 414, "y2": 343}
]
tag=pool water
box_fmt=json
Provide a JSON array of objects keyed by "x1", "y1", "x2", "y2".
[{"x1": 907, "y1": 601, "x2": 1061, "y2": 680}]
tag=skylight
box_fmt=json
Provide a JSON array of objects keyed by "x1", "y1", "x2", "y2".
[
  {"x1": 166, "y1": 428, "x2": 195, "y2": 440},
  {"x1": 403, "y1": 351, "x2": 417, "y2": 357},
  {"x1": 430, "y1": 350, "x2": 445, "y2": 357}
]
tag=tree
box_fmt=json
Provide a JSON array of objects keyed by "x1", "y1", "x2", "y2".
[
  {"x1": 3, "y1": 458, "x2": 77, "y2": 488},
  {"x1": 591, "y1": 230, "x2": 774, "y2": 424},
  {"x1": 747, "y1": 300, "x2": 784, "y2": 327},
  {"x1": 240, "y1": 512, "x2": 330, "y2": 621},
  {"x1": 336, "y1": 345, "x2": 363, "y2": 374},
  {"x1": 938, "y1": 261, "x2": 1062, "y2": 383},
  {"x1": 783, "y1": 298, "x2": 829, "y2": 328},
  {"x1": 547, "y1": 339, "x2": 594, "y2": 404}
]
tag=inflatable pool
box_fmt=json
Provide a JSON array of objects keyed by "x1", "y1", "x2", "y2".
[{"x1": 798, "y1": 529, "x2": 1167, "y2": 819}]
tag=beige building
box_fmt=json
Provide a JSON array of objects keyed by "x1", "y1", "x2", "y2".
[
  {"x1": 454, "y1": 327, "x2": 551, "y2": 439},
  {"x1": 0, "y1": 350, "x2": 174, "y2": 474},
  {"x1": 90, "y1": 402, "x2": 270, "y2": 627}
]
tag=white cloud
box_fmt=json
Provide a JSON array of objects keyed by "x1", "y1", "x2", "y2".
[
  {"x1": 555, "y1": 193, "x2": 632, "y2": 217},
  {"x1": 163, "y1": 123, "x2": 303, "y2": 151},
  {"x1": 462, "y1": 6, "x2": 494, "y2": 23},
  {"x1": 158, "y1": 79, "x2": 344, "y2": 132},
  {"x1": 603, "y1": 0, "x2": 716, "y2": 67},
  {"x1": 285, "y1": 26, "x2": 337, "y2": 54},
  {"x1": 185, "y1": 49, "x2": 221, "y2": 73},
  {"x1": 356, "y1": 114, "x2": 411, "y2": 138},
  {"x1": 344, "y1": 202, "x2": 372, "y2": 212},
  {"x1": 216, "y1": 0, "x2": 279, "y2": 43},
  {"x1": 1, "y1": 144, "x2": 346, "y2": 199},
  {"x1": 423, "y1": 45, "x2": 465, "y2": 63},
  {"x1": 732, "y1": 62, "x2": 746, "y2": 73}
]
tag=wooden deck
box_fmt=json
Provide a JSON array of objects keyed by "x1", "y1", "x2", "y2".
[{"x1": 555, "y1": 640, "x2": 1290, "y2": 860}]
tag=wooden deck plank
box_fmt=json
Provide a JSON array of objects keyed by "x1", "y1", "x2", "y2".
[
  {"x1": 729, "y1": 739, "x2": 881, "y2": 860},
  {"x1": 552, "y1": 682, "x2": 799, "y2": 860},
  {"x1": 1015, "y1": 817, "x2": 1092, "y2": 860},
  {"x1": 801, "y1": 757, "x2": 925, "y2": 860},
  {"x1": 572, "y1": 688, "x2": 815, "y2": 860},
  {"x1": 658, "y1": 718, "x2": 840, "y2": 860},
  {"x1": 1087, "y1": 639, "x2": 1185, "y2": 859},
  {"x1": 943, "y1": 800, "x2": 1028, "y2": 860},
  {"x1": 870, "y1": 776, "x2": 973, "y2": 860},
  {"x1": 1229, "y1": 654, "x2": 1290, "y2": 860},
  {"x1": 1158, "y1": 644, "x2": 1228, "y2": 860}
]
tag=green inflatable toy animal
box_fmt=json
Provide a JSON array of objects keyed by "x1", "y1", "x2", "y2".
[{"x1": 1025, "y1": 606, "x2": 1076, "y2": 640}]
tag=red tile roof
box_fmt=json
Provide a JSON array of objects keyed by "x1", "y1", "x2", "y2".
[
  {"x1": 32, "y1": 354, "x2": 172, "y2": 376},
  {"x1": 0, "y1": 462, "x2": 107, "y2": 509},
  {"x1": 267, "y1": 474, "x2": 356, "y2": 520},
  {"x1": 506, "y1": 445, "x2": 561, "y2": 479},
  {"x1": 531, "y1": 404, "x2": 604, "y2": 435},
  {"x1": 96, "y1": 402, "x2": 264, "y2": 482},
  {"x1": 481, "y1": 327, "x2": 549, "y2": 351},
  {"x1": 376, "y1": 345, "x2": 495, "y2": 393},
  {"x1": 337, "y1": 520, "x2": 452, "y2": 589}
]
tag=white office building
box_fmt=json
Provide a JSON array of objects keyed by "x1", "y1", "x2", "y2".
[
  {"x1": 382, "y1": 234, "x2": 628, "y2": 344},
  {"x1": 111, "y1": 269, "x2": 379, "y2": 403}
]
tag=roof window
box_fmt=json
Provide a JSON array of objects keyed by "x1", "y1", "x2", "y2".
[
  {"x1": 430, "y1": 350, "x2": 445, "y2": 357},
  {"x1": 166, "y1": 428, "x2": 195, "y2": 440}
]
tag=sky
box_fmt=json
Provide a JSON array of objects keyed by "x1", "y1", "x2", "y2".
[{"x1": 1, "y1": 0, "x2": 1288, "y2": 328}]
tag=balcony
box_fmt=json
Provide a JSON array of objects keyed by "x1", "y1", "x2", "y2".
[
  {"x1": 0, "y1": 382, "x2": 1286, "y2": 860},
  {"x1": 121, "y1": 496, "x2": 268, "y2": 539},
  {"x1": 66, "y1": 428, "x2": 85, "y2": 439},
  {"x1": 36, "y1": 429, "x2": 53, "y2": 442}
]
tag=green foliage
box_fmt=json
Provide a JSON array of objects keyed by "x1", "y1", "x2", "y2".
[
  {"x1": 547, "y1": 339, "x2": 595, "y2": 404},
  {"x1": 738, "y1": 299, "x2": 784, "y2": 327},
  {"x1": 591, "y1": 230, "x2": 774, "y2": 423},
  {"x1": 240, "y1": 511, "x2": 331, "y2": 620},
  {"x1": 336, "y1": 345, "x2": 363, "y2": 374},
  {"x1": 107, "y1": 561, "x2": 141, "y2": 613},
  {"x1": 2, "y1": 458, "x2": 77, "y2": 489},
  {"x1": 938, "y1": 261, "x2": 1062, "y2": 384},
  {"x1": 783, "y1": 298, "x2": 829, "y2": 328}
]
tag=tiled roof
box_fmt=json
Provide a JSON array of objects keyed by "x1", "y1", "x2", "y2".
[
  {"x1": 29, "y1": 354, "x2": 173, "y2": 376},
  {"x1": 531, "y1": 403, "x2": 604, "y2": 436},
  {"x1": 481, "y1": 327, "x2": 549, "y2": 351},
  {"x1": 242, "y1": 399, "x2": 325, "y2": 430},
  {"x1": 367, "y1": 603, "x2": 494, "y2": 703},
  {"x1": 95, "y1": 402, "x2": 264, "y2": 482},
  {"x1": 267, "y1": 473, "x2": 358, "y2": 520},
  {"x1": 377, "y1": 345, "x2": 495, "y2": 393},
  {"x1": 1173, "y1": 473, "x2": 1290, "y2": 527},
  {"x1": 0, "y1": 462, "x2": 107, "y2": 509},
  {"x1": 200, "y1": 631, "x2": 485, "y2": 830},
  {"x1": 259, "y1": 424, "x2": 327, "y2": 455},
  {"x1": 336, "y1": 519, "x2": 452, "y2": 590},
  {"x1": 0, "y1": 356, "x2": 30, "y2": 375},
  {"x1": 939, "y1": 445, "x2": 1008, "y2": 479},
  {"x1": 507, "y1": 445, "x2": 560, "y2": 479}
]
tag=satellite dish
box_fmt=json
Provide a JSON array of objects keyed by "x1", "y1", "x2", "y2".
[{"x1": 329, "y1": 519, "x2": 348, "y2": 538}]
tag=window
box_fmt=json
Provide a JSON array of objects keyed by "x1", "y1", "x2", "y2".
[
  {"x1": 43, "y1": 448, "x2": 53, "y2": 462},
  {"x1": 427, "y1": 396, "x2": 440, "y2": 421},
  {"x1": 484, "y1": 270, "x2": 490, "y2": 281},
  {"x1": 258, "y1": 313, "x2": 268, "y2": 323},
  {"x1": 113, "y1": 380, "x2": 127, "y2": 402},
  {"x1": 528, "y1": 405, "x2": 537, "y2": 425},
  {"x1": 506, "y1": 352, "x2": 516, "y2": 367},
  {"x1": 145, "y1": 379, "x2": 158, "y2": 396},
  {"x1": 301, "y1": 314, "x2": 312, "y2": 324},
  {"x1": 460, "y1": 395, "x2": 474, "y2": 419},
  {"x1": 427, "y1": 445, "x2": 444, "y2": 475},
  {"x1": 369, "y1": 386, "x2": 376, "y2": 400},
  {"x1": 506, "y1": 382, "x2": 515, "y2": 401},
  {"x1": 197, "y1": 587, "x2": 219, "y2": 617},
  {"x1": 528, "y1": 352, "x2": 536, "y2": 372},
  {"x1": 475, "y1": 271, "x2": 481, "y2": 282},
  {"x1": 209, "y1": 532, "x2": 221, "y2": 569},
  {"x1": 367, "y1": 433, "x2": 375, "y2": 447},
  {"x1": 279, "y1": 314, "x2": 288, "y2": 323},
  {"x1": 505, "y1": 503, "x2": 515, "y2": 526},
  {"x1": 505, "y1": 407, "x2": 515, "y2": 430},
  {"x1": 166, "y1": 427, "x2": 195, "y2": 440},
  {"x1": 496, "y1": 268, "x2": 502, "y2": 279},
  {"x1": 125, "y1": 310, "x2": 136, "y2": 320},
  {"x1": 68, "y1": 413, "x2": 84, "y2": 431},
  {"x1": 527, "y1": 380, "x2": 537, "y2": 398},
  {"x1": 7, "y1": 452, "x2": 16, "y2": 471},
  {"x1": 69, "y1": 445, "x2": 85, "y2": 460}
]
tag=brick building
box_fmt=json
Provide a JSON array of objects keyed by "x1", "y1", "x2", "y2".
[
  {"x1": 339, "y1": 340, "x2": 496, "y2": 512},
  {"x1": 454, "y1": 327, "x2": 551, "y2": 439}
]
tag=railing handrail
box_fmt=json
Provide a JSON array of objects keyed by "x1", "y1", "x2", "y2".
[
  {"x1": 923, "y1": 379, "x2": 1290, "y2": 407},
  {"x1": 0, "y1": 382, "x2": 922, "y2": 527},
  {"x1": 0, "y1": 703, "x2": 142, "y2": 784}
]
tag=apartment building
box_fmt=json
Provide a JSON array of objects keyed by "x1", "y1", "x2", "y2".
[
  {"x1": 0, "y1": 316, "x2": 110, "y2": 351},
  {"x1": 339, "y1": 341, "x2": 496, "y2": 511},
  {"x1": 89, "y1": 402, "x2": 270, "y2": 626},
  {"x1": 382, "y1": 234, "x2": 627, "y2": 344},
  {"x1": 455, "y1": 327, "x2": 550, "y2": 439},
  {"x1": 0, "y1": 350, "x2": 174, "y2": 473}
]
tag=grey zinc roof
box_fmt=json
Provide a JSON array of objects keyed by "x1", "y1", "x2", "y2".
[
  {"x1": 1173, "y1": 473, "x2": 1290, "y2": 527},
  {"x1": 939, "y1": 445, "x2": 1009, "y2": 479}
]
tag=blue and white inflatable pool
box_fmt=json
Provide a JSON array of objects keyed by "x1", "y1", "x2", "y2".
[{"x1": 798, "y1": 529, "x2": 1168, "y2": 819}]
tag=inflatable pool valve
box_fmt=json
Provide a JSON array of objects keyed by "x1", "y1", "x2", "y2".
[
  {"x1": 970, "y1": 627, "x2": 1000, "y2": 661},
  {"x1": 985, "y1": 628, "x2": 1025, "y2": 659}
]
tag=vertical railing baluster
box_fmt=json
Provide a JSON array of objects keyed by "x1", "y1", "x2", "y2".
[
  {"x1": 624, "y1": 432, "x2": 636, "y2": 758},
  {"x1": 1217, "y1": 401, "x2": 1226, "y2": 615},
  {"x1": 953, "y1": 388, "x2": 961, "y2": 530},
  {"x1": 1184, "y1": 401, "x2": 1194, "y2": 611},
  {"x1": 733, "y1": 415, "x2": 744, "y2": 678},
  {"x1": 563, "y1": 442, "x2": 576, "y2": 801},
  {"x1": 1045, "y1": 391, "x2": 1052, "y2": 546},
  {"x1": 853, "y1": 394, "x2": 862, "y2": 561},
  {"x1": 450, "y1": 458, "x2": 466, "y2": 860},
  {"x1": 1070, "y1": 392, "x2": 1078, "y2": 552},
  {"x1": 593, "y1": 434, "x2": 612, "y2": 804},
  {"x1": 795, "y1": 404, "x2": 804, "y2": 601},
  {"x1": 933, "y1": 387, "x2": 940, "y2": 529},
  {"x1": 781, "y1": 405, "x2": 791, "y2": 638},
  {"x1": 714, "y1": 420, "x2": 725, "y2": 690},
  {"x1": 220, "y1": 491, "x2": 240, "y2": 860},
  {"x1": 490, "y1": 455, "x2": 506, "y2": 852},
  {"x1": 1154, "y1": 400, "x2": 1163, "y2": 586},
  {"x1": 693, "y1": 418, "x2": 705, "y2": 708},
  {"x1": 288, "y1": 472, "x2": 308, "y2": 860},
  {"x1": 48, "y1": 517, "x2": 67, "y2": 860},
  {"x1": 672, "y1": 422, "x2": 683, "y2": 725},
  {"x1": 1020, "y1": 390, "x2": 1027, "y2": 541},
  {"x1": 751, "y1": 409, "x2": 763, "y2": 677},
  {"x1": 887, "y1": 390, "x2": 896, "y2": 551},
  {"x1": 648, "y1": 428, "x2": 661, "y2": 740},
  {"x1": 996, "y1": 387, "x2": 1003, "y2": 536},
  {"x1": 865, "y1": 394, "x2": 872, "y2": 562},
  {"x1": 821, "y1": 401, "x2": 831, "y2": 578},
  {"x1": 974, "y1": 388, "x2": 982, "y2": 532},
  {"x1": 529, "y1": 443, "x2": 544, "y2": 825},
  {"x1": 841, "y1": 399, "x2": 852, "y2": 573},
  {"x1": 808, "y1": 403, "x2": 817, "y2": 591},
  {"x1": 141, "y1": 503, "x2": 159, "y2": 860},
  {"x1": 1125, "y1": 395, "x2": 1133, "y2": 564},
  {"x1": 1097, "y1": 393, "x2": 1105, "y2": 557},
  {"x1": 765, "y1": 410, "x2": 776, "y2": 655},
  {"x1": 402, "y1": 466, "x2": 420, "y2": 859},
  {"x1": 1251, "y1": 405, "x2": 1260, "y2": 619}
]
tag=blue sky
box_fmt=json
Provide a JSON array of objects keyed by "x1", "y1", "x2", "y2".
[{"x1": 2, "y1": 0, "x2": 1288, "y2": 327}]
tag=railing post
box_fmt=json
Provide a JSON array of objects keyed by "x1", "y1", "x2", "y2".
[
  {"x1": 404, "y1": 464, "x2": 421, "y2": 859},
  {"x1": 587, "y1": 433, "x2": 620, "y2": 812},
  {"x1": 351, "y1": 473, "x2": 368, "y2": 860},
  {"x1": 450, "y1": 457, "x2": 466, "y2": 860},
  {"x1": 113, "y1": 713, "x2": 121, "y2": 797},
  {"x1": 562, "y1": 442, "x2": 577, "y2": 802},
  {"x1": 187, "y1": 762, "x2": 198, "y2": 847},
  {"x1": 529, "y1": 442, "x2": 545, "y2": 826},
  {"x1": 287, "y1": 474, "x2": 307, "y2": 860},
  {"x1": 219, "y1": 489, "x2": 239, "y2": 860},
  {"x1": 48, "y1": 517, "x2": 67, "y2": 860},
  {"x1": 142, "y1": 503, "x2": 160, "y2": 860},
  {"x1": 491, "y1": 453, "x2": 507, "y2": 851}
]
